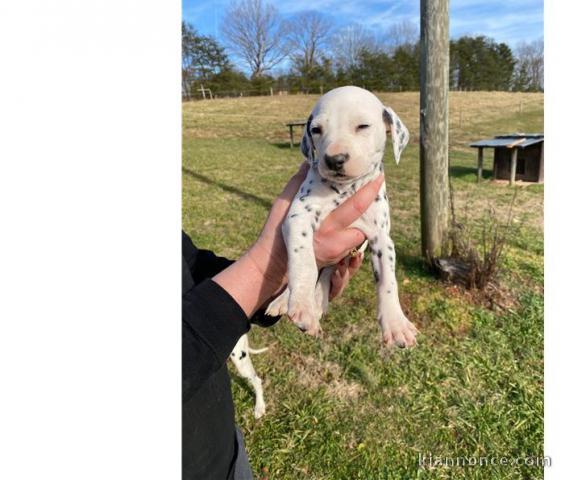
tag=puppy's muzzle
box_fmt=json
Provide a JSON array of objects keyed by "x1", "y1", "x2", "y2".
[{"x1": 324, "y1": 153, "x2": 349, "y2": 172}]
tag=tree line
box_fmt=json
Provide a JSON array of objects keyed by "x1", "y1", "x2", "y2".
[{"x1": 182, "y1": 0, "x2": 543, "y2": 99}]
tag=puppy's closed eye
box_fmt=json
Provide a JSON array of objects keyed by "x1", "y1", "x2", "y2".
[
  {"x1": 311, "y1": 126, "x2": 322, "y2": 135},
  {"x1": 356, "y1": 124, "x2": 370, "y2": 131}
]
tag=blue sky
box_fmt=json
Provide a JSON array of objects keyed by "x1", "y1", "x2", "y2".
[{"x1": 183, "y1": 0, "x2": 543, "y2": 48}]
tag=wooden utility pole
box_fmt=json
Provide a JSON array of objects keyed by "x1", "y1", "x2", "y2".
[{"x1": 420, "y1": 0, "x2": 450, "y2": 263}]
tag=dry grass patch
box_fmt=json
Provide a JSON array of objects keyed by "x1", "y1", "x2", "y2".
[{"x1": 292, "y1": 353, "x2": 365, "y2": 402}]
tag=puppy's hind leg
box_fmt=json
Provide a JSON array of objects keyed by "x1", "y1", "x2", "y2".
[
  {"x1": 265, "y1": 287, "x2": 290, "y2": 317},
  {"x1": 230, "y1": 335, "x2": 267, "y2": 419},
  {"x1": 313, "y1": 266, "x2": 334, "y2": 323},
  {"x1": 267, "y1": 266, "x2": 334, "y2": 326}
]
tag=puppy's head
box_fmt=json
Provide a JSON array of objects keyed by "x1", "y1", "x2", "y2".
[{"x1": 301, "y1": 86, "x2": 409, "y2": 183}]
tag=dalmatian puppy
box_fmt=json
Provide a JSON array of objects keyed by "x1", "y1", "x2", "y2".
[
  {"x1": 229, "y1": 334, "x2": 269, "y2": 419},
  {"x1": 266, "y1": 86, "x2": 418, "y2": 348}
]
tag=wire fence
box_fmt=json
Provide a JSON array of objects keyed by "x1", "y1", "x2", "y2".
[
  {"x1": 183, "y1": 84, "x2": 544, "y2": 102},
  {"x1": 182, "y1": 82, "x2": 423, "y2": 101}
]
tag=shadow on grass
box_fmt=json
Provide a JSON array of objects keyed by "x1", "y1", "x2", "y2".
[
  {"x1": 449, "y1": 165, "x2": 493, "y2": 180},
  {"x1": 230, "y1": 374, "x2": 256, "y2": 402},
  {"x1": 271, "y1": 141, "x2": 294, "y2": 150},
  {"x1": 184, "y1": 168, "x2": 272, "y2": 210},
  {"x1": 397, "y1": 253, "x2": 436, "y2": 281}
]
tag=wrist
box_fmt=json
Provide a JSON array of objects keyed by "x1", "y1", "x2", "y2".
[{"x1": 245, "y1": 240, "x2": 287, "y2": 294}]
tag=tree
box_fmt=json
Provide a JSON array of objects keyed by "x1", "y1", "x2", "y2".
[
  {"x1": 513, "y1": 39, "x2": 544, "y2": 91},
  {"x1": 390, "y1": 43, "x2": 420, "y2": 91},
  {"x1": 331, "y1": 24, "x2": 377, "y2": 71},
  {"x1": 420, "y1": 0, "x2": 450, "y2": 263},
  {"x1": 288, "y1": 12, "x2": 332, "y2": 74},
  {"x1": 182, "y1": 22, "x2": 232, "y2": 98},
  {"x1": 493, "y1": 42, "x2": 515, "y2": 90},
  {"x1": 350, "y1": 48, "x2": 393, "y2": 90},
  {"x1": 384, "y1": 19, "x2": 419, "y2": 51},
  {"x1": 449, "y1": 36, "x2": 515, "y2": 91},
  {"x1": 221, "y1": 0, "x2": 289, "y2": 78}
]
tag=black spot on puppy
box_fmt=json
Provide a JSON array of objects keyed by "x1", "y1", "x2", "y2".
[
  {"x1": 334, "y1": 199, "x2": 340, "y2": 206},
  {"x1": 373, "y1": 271, "x2": 380, "y2": 282},
  {"x1": 377, "y1": 250, "x2": 382, "y2": 258},
  {"x1": 302, "y1": 231, "x2": 307, "y2": 237},
  {"x1": 239, "y1": 351, "x2": 247, "y2": 360},
  {"x1": 330, "y1": 185, "x2": 340, "y2": 194}
]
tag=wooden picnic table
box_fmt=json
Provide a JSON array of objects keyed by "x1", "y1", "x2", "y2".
[{"x1": 286, "y1": 120, "x2": 307, "y2": 148}]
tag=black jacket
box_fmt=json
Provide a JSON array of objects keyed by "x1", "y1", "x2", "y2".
[{"x1": 182, "y1": 232, "x2": 277, "y2": 479}]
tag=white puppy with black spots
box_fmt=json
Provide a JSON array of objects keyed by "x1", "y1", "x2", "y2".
[
  {"x1": 266, "y1": 86, "x2": 418, "y2": 348},
  {"x1": 229, "y1": 334, "x2": 269, "y2": 419}
]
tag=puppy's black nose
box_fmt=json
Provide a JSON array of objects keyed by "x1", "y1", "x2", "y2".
[{"x1": 324, "y1": 153, "x2": 349, "y2": 171}]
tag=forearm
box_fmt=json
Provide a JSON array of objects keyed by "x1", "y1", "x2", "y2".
[{"x1": 212, "y1": 242, "x2": 286, "y2": 318}]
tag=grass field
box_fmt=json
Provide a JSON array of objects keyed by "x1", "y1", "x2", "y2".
[{"x1": 183, "y1": 91, "x2": 544, "y2": 480}]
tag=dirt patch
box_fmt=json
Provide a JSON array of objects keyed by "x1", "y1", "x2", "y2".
[{"x1": 292, "y1": 353, "x2": 364, "y2": 402}]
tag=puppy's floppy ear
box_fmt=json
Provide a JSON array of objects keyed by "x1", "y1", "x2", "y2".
[
  {"x1": 300, "y1": 114, "x2": 314, "y2": 162},
  {"x1": 383, "y1": 106, "x2": 409, "y2": 164}
]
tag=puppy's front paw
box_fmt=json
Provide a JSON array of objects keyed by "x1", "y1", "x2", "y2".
[
  {"x1": 288, "y1": 296, "x2": 321, "y2": 337},
  {"x1": 380, "y1": 313, "x2": 418, "y2": 349}
]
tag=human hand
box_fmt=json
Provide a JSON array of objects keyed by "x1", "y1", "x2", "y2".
[
  {"x1": 249, "y1": 164, "x2": 384, "y2": 294},
  {"x1": 215, "y1": 164, "x2": 383, "y2": 319},
  {"x1": 329, "y1": 251, "x2": 365, "y2": 301}
]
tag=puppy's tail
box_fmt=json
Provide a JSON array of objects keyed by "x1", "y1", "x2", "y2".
[{"x1": 248, "y1": 346, "x2": 269, "y2": 355}]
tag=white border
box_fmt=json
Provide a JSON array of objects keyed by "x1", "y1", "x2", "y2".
[
  {"x1": 545, "y1": 0, "x2": 564, "y2": 478},
  {"x1": 0, "y1": 1, "x2": 181, "y2": 478}
]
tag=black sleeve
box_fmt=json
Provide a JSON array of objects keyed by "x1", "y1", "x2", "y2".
[
  {"x1": 182, "y1": 232, "x2": 281, "y2": 400},
  {"x1": 183, "y1": 231, "x2": 279, "y2": 327},
  {"x1": 183, "y1": 231, "x2": 233, "y2": 284},
  {"x1": 183, "y1": 278, "x2": 250, "y2": 402}
]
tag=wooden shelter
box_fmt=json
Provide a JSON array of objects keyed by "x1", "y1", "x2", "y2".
[{"x1": 469, "y1": 133, "x2": 544, "y2": 185}]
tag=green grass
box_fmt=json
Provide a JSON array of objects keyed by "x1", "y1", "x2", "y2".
[{"x1": 183, "y1": 92, "x2": 544, "y2": 479}]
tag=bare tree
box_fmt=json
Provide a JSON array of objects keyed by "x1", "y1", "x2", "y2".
[
  {"x1": 385, "y1": 19, "x2": 419, "y2": 51},
  {"x1": 287, "y1": 11, "x2": 333, "y2": 74},
  {"x1": 331, "y1": 23, "x2": 377, "y2": 70},
  {"x1": 514, "y1": 39, "x2": 544, "y2": 91},
  {"x1": 221, "y1": 0, "x2": 289, "y2": 78}
]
